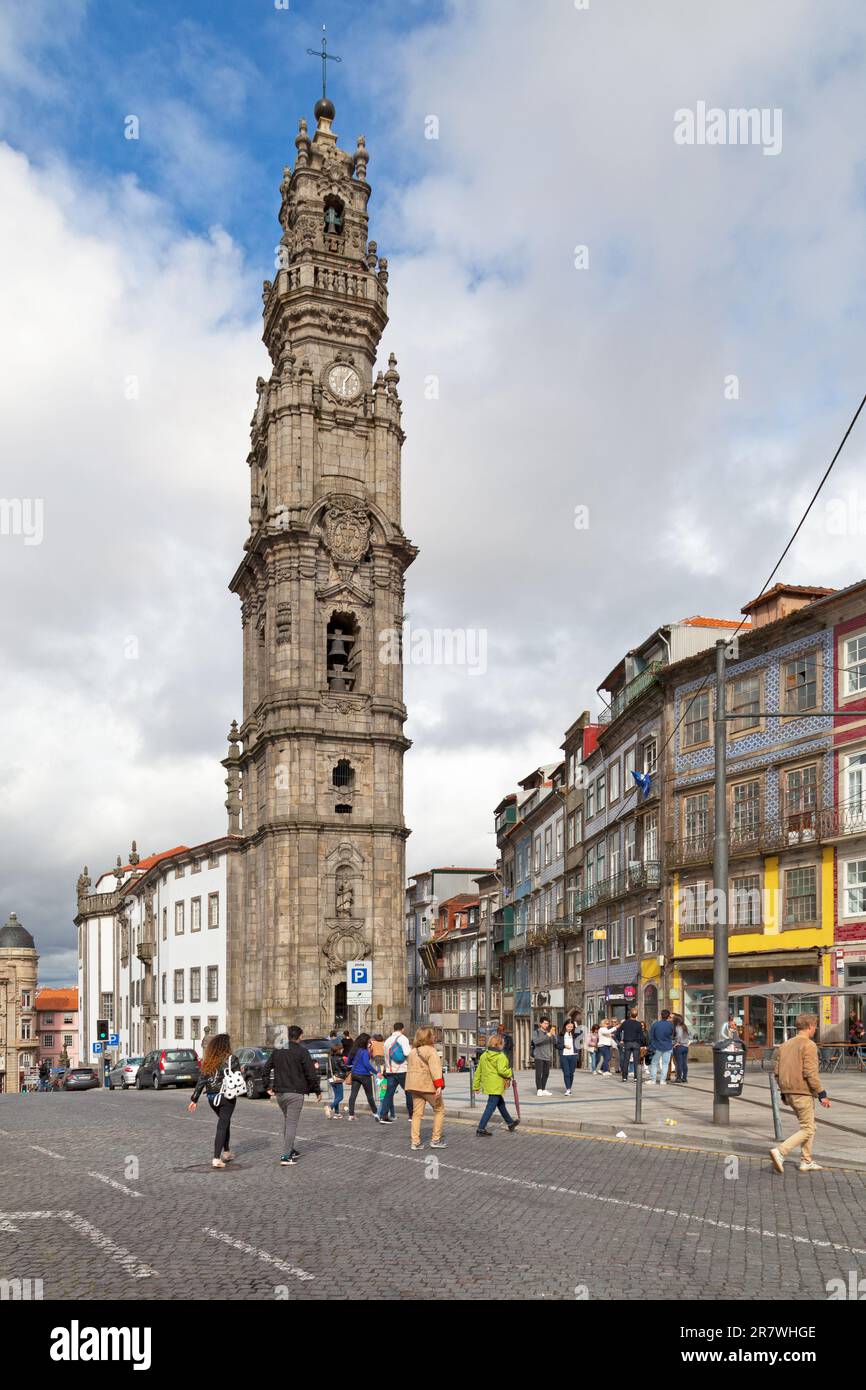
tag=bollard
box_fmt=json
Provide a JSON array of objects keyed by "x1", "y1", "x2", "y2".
[
  {"x1": 469, "y1": 1059, "x2": 476, "y2": 1108},
  {"x1": 768, "y1": 1070, "x2": 783, "y2": 1143},
  {"x1": 634, "y1": 1058, "x2": 643, "y2": 1124}
]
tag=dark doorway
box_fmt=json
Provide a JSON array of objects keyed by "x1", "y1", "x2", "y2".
[{"x1": 334, "y1": 981, "x2": 347, "y2": 1027}]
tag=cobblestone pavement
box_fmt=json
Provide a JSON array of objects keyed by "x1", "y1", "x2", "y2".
[{"x1": 1, "y1": 1089, "x2": 865, "y2": 1301}]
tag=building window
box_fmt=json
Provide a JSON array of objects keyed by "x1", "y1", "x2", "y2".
[
  {"x1": 609, "y1": 833, "x2": 620, "y2": 879},
  {"x1": 21, "y1": 1020, "x2": 31, "y2": 1040},
  {"x1": 207, "y1": 1015, "x2": 219, "y2": 1034},
  {"x1": 783, "y1": 652, "x2": 817, "y2": 712},
  {"x1": 643, "y1": 812, "x2": 658, "y2": 860},
  {"x1": 610, "y1": 920, "x2": 621, "y2": 959},
  {"x1": 190, "y1": 1016, "x2": 201, "y2": 1040},
  {"x1": 207, "y1": 967, "x2": 219, "y2": 1002},
  {"x1": 326, "y1": 612, "x2": 360, "y2": 692},
  {"x1": 595, "y1": 929, "x2": 606, "y2": 963},
  {"x1": 63, "y1": 1033, "x2": 73, "y2": 1048},
  {"x1": 162, "y1": 1016, "x2": 167, "y2": 1038},
  {"x1": 729, "y1": 673, "x2": 761, "y2": 733},
  {"x1": 191, "y1": 858, "x2": 201, "y2": 874},
  {"x1": 174, "y1": 902, "x2": 185, "y2": 935},
  {"x1": 626, "y1": 915, "x2": 636, "y2": 956},
  {"x1": 609, "y1": 761, "x2": 620, "y2": 803},
  {"x1": 208, "y1": 893, "x2": 220, "y2": 928},
  {"x1": 190, "y1": 967, "x2": 201, "y2": 1003},
  {"x1": 162, "y1": 907, "x2": 167, "y2": 940},
  {"x1": 731, "y1": 873, "x2": 761, "y2": 926},
  {"x1": 682, "y1": 691, "x2": 710, "y2": 748},
  {"x1": 731, "y1": 780, "x2": 760, "y2": 837},
  {"x1": 843, "y1": 749, "x2": 866, "y2": 816},
  {"x1": 555, "y1": 817, "x2": 563, "y2": 858},
  {"x1": 42, "y1": 1014, "x2": 55, "y2": 1026},
  {"x1": 586, "y1": 934, "x2": 594, "y2": 965},
  {"x1": 842, "y1": 858, "x2": 866, "y2": 917},
  {"x1": 173, "y1": 970, "x2": 184, "y2": 1004},
  {"x1": 644, "y1": 923, "x2": 658, "y2": 954},
  {"x1": 568, "y1": 812, "x2": 577, "y2": 849},
  {"x1": 596, "y1": 775, "x2": 606, "y2": 812},
  {"x1": 624, "y1": 746, "x2": 636, "y2": 788},
  {"x1": 544, "y1": 827, "x2": 552, "y2": 865},
  {"x1": 175, "y1": 864, "x2": 185, "y2": 878},
  {"x1": 682, "y1": 880, "x2": 709, "y2": 929},
  {"x1": 642, "y1": 737, "x2": 658, "y2": 776},
  {"x1": 208, "y1": 853, "x2": 220, "y2": 869},
  {"x1": 21, "y1": 990, "x2": 31, "y2": 1008},
  {"x1": 845, "y1": 634, "x2": 866, "y2": 695},
  {"x1": 174, "y1": 1017, "x2": 184, "y2": 1040},
  {"x1": 684, "y1": 793, "x2": 709, "y2": 844},
  {"x1": 586, "y1": 781, "x2": 594, "y2": 819},
  {"x1": 191, "y1": 897, "x2": 201, "y2": 932},
  {"x1": 161, "y1": 973, "x2": 167, "y2": 1004},
  {"x1": 100, "y1": 992, "x2": 113, "y2": 1022},
  {"x1": 784, "y1": 866, "x2": 817, "y2": 924},
  {"x1": 785, "y1": 764, "x2": 818, "y2": 840},
  {"x1": 332, "y1": 759, "x2": 355, "y2": 789},
  {"x1": 42, "y1": 1034, "x2": 54, "y2": 1048}
]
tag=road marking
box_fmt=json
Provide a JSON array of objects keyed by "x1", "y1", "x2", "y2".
[
  {"x1": 86, "y1": 1172, "x2": 143, "y2": 1198},
  {"x1": 30, "y1": 1144, "x2": 66, "y2": 1159},
  {"x1": 204, "y1": 1226, "x2": 315, "y2": 1282},
  {"x1": 0, "y1": 1211, "x2": 156, "y2": 1278},
  {"x1": 306, "y1": 1136, "x2": 866, "y2": 1259}
]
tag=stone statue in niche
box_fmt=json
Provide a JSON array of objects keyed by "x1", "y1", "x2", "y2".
[{"x1": 336, "y1": 877, "x2": 354, "y2": 918}]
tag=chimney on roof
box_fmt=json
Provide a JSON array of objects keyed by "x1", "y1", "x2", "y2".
[{"x1": 741, "y1": 583, "x2": 834, "y2": 630}]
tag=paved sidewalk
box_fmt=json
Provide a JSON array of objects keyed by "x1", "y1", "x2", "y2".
[{"x1": 440, "y1": 1061, "x2": 866, "y2": 1166}]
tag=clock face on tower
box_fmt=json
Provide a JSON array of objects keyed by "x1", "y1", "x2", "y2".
[{"x1": 326, "y1": 363, "x2": 362, "y2": 402}]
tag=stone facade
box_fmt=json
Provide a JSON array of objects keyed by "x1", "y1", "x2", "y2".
[
  {"x1": 0, "y1": 912, "x2": 39, "y2": 1091},
  {"x1": 226, "y1": 99, "x2": 416, "y2": 1042}
]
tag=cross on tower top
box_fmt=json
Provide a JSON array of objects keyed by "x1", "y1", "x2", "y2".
[{"x1": 307, "y1": 25, "x2": 341, "y2": 101}]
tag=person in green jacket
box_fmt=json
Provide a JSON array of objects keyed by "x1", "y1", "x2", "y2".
[{"x1": 474, "y1": 1034, "x2": 520, "y2": 1136}]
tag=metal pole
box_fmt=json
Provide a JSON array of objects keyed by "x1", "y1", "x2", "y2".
[
  {"x1": 469, "y1": 1058, "x2": 476, "y2": 1108},
  {"x1": 768, "y1": 1070, "x2": 783, "y2": 1142},
  {"x1": 484, "y1": 915, "x2": 492, "y2": 1035},
  {"x1": 634, "y1": 1052, "x2": 643, "y2": 1124},
  {"x1": 713, "y1": 639, "x2": 730, "y2": 1125}
]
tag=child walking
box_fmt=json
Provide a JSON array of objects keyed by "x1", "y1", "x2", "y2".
[{"x1": 473, "y1": 1034, "x2": 520, "y2": 1136}]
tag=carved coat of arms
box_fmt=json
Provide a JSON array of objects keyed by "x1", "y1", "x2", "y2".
[{"x1": 323, "y1": 499, "x2": 370, "y2": 565}]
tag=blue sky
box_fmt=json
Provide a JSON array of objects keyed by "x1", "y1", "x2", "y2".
[
  {"x1": 6, "y1": 0, "x2": 866, "y2": 982},
  {"x1": 5, "y1": 0, "x2": 443, "y2": 267}
]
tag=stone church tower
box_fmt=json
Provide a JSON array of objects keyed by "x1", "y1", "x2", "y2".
[{"x1": 226, "y1": 95, "x2": 416, "y2": 1042}]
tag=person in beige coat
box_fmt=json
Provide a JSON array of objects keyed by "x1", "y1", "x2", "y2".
[
  {"x1": 770, "y1": 1012, "x2": 830, "y2": 1174},
  {"x1": 405, "y1": 1027, "x2": 447, "y2": 1151}
]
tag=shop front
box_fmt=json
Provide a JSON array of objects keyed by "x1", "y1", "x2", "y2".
[{"x1": 675, "y1": 953, "x2": 825, "y2": 1047}]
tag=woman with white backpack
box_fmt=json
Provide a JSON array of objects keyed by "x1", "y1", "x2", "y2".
[{"x1": 187, "y1": 1033, "x2": 246, "y2": 1168}]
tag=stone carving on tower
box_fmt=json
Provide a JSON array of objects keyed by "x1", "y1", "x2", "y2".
[{"x1": 225, "y1": 87, "x2": 416, "y2": 1041}]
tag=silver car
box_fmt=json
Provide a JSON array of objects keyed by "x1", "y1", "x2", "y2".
[{"x1": 107, "y1": 1056, "x2": 143, "y2": 1089}]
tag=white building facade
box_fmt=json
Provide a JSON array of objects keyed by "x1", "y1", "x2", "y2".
[{"x1": 76, "y1": 838, "x2": 237, "y2": 1070}]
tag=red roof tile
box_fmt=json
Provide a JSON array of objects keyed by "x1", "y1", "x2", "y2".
[{"x1": 35, "y1": 987, "x2": 79, "y2": 1012}]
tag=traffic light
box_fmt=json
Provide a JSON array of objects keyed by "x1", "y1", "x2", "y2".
[{"x1": 96, "y1": 1018, "x2": 109, "y2": 1042}]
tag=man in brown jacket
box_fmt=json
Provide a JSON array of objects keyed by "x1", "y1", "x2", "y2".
[{"x1": 770, "y1": 1012, "x2": 830, "y2": 1174}]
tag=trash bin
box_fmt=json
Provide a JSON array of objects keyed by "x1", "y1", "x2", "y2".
[{"x1": 712, "y1": 1037, "x2": 745, "y2": 1098}]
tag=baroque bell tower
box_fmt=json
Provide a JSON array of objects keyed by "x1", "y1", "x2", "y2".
[{"x1": 226, "y1": 90, "x2": 416, "y2": 1041}]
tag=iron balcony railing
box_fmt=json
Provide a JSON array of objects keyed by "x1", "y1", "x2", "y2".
[
  {"x1": 576, "y1": 860, "x2": 661, "y2": 911},
  {"x1": 667, "y1": 798, "x2": 866, "y2": 866},
  {"x1": 597, "y1": 662, "x2": 663, "y2": 726}
]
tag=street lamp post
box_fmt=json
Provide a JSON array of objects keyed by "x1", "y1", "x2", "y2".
[{"x1": 712, "y1": 638, "x2": 730, "y2": 1125}]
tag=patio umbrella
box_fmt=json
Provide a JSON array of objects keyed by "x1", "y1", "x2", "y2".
[{"x1": 725, "y1": 978, "x2": 859, "y2": 1040}]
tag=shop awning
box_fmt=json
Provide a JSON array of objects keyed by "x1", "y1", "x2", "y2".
[{"x1": 677, "y1": 951, "x2": 820, "y2": 971}]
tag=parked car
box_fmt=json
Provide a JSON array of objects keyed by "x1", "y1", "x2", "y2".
[
  {"x1": 62, "y1": 1066, "x2": 100, "y2": 1091},
  {"x1": 136, "y1": 1049, "x2": 200, "y2": 1090},
  {"x1": 108, "y1": 1056, "x2": 143, "y2": 1090},
  {"x1": 235, "y1": 1046, "x2": 274, "y2": 1098},
  {"x1": 300, "y1": 1037, "x2": 333, "y2": 1075}
]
